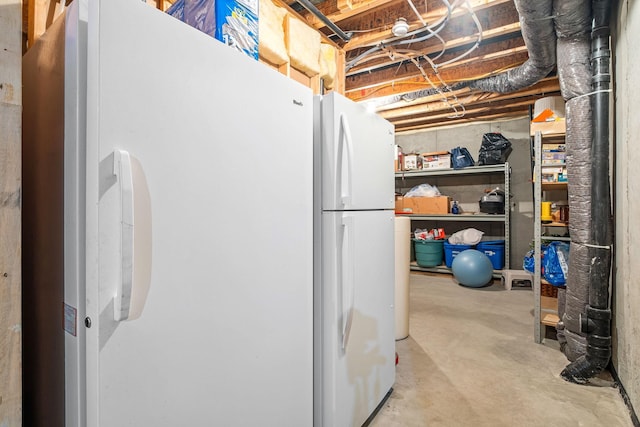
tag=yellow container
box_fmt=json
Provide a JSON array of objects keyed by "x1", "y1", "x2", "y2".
[{"x1": 541, "y1": 201, "x2": 553, "y2": 223}]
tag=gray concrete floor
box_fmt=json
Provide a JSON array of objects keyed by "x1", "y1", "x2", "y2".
[{"x1": 369, "y1": 272, "x2": 634, "y2": 427}]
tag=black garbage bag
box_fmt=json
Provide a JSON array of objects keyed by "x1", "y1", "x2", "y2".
[{"x1": 478, "y1": 133, "x2": 513, "y2": 165}]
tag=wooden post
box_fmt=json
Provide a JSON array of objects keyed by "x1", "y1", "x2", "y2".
[
  {"x1": 26, "y1": 0, "x2": 64, "y2": 48},
  {"x1": 0, "y1": 0, "x2": 23, "y2": 425}
]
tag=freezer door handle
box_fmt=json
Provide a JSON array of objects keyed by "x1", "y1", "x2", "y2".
[
  {"x1": 113, "y1": 149, "x2": 152, "y2": 321},
  {"x1": 340, "y1": 215, "x2": 356, "y2": 352},
  {"x1": 337, "y1": 113, "x2": 354, "y2": 208}
]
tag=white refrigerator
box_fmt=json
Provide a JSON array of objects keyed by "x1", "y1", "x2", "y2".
[
  {"x1": 313, "y1": 92, "x2": 396, "y2": 427},
  {"x1": 23, "y1": 0, "x2": 314, "y2": 425}
]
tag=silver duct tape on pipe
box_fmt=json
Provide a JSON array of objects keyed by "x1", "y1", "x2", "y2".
[
  {"x1": 553, "y1": 0, "x2": 593, "y2": 362},
  {"x1": 557, "y1": 38, "x2": 592, "y2": 97},
  {"x1": 561, "y1": 243, "x2": 591, "y2": 360},
  {"x1": 563, "y1": 243, "x2": 592, "y2": 334},
  {"x1": 565, "y1": 96, "x2": 593, "y2": 245},
  {"x1": 554, "y1": 0, "x2": 592, "y2": 38}
]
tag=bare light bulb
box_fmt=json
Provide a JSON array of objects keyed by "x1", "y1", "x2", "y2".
[{"x1": 392, "y1": 18, "x2": 409, "y2": 37}]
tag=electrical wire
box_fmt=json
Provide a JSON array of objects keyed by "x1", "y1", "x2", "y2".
[
  {"x1": 345, "y1": 0, "x2": 454, "y2": 71},
  {"x1": 432, "y1": 0, "x2": 482, "y2": 68},
  {"x1": 347, "y1": 0, "x2": 488, "y2": 118}
]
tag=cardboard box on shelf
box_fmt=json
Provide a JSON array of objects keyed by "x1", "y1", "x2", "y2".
[
  {"x1": 403, "y1": 153, "x2": 423, "y2": 170},
  {"x1": 421, "y1": 151, "x2": 451, "y2": 170},
  {"x1": 530, "y1": 119, "x2": 566, "y2": 136},
  {"x1": 395, "y1": 196, "x2": 451, "y2": 214}
]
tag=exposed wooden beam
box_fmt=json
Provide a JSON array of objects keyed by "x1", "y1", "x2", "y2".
[
  {"x1": 27, "y1": 0, "x2": 65, "y2": 47},
  {"x1": 377, "y1": 78, "x2": 560, "y2": 118},
  {"x1": 394, "y1": 107, "x2": 530, "y2": 132},
  {"x1": 344, "y1": 0, "x2": 516, "y2": 50},
  {"x1": 346, "y1": 20, "x2": 522, "y2": 75},
  {"x1": 345, "y1": 36, "x2": 526, "y2": 98},
  {"x1": 391, "y1": 97, "x2": 536, "y2": 126},
  {"x1": 304, "y1": 0, "x2": 512, "y2": 38}
]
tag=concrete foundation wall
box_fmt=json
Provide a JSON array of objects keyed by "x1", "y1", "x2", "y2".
[
  {"x1": 613, "y1": 0, "x2": 640, "y2": 417},
  {"x1": 395, "y1": 117, "x2": 534, "y2": 270},
  {"x1": 0, "y1": 0, "x2": 22, "y2": 425}
]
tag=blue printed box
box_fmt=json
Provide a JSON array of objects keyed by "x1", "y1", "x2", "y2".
[{"x1": 215, "y1": 0, "x2": 259, "y2": 60}]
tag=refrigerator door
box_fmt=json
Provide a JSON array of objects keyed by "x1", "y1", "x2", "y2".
[
  {"x1": 318, "y1": 210, "x2": 396, "y2": 427},
  {"x1": 72, "y1": 0, "x2": 314, "y2": 425},
  {"x1": 318, "y1": 92, "x2": 395, "y2": 211}
]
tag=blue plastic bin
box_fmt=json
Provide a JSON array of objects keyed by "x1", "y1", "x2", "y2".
[
  {"x1": 443, "y1": 242, "x2": 475, "y2": 268},
  {"x1": 476, "y1": 240, "x2": 505, "y2": 270}
]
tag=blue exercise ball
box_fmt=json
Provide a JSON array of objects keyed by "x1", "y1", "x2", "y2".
[{"x1": 451, "y1": 249, "x2": 494, "y2": 288}]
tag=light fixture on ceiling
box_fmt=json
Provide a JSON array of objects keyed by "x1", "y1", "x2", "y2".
[{"x1": 391, "y1": 18, "x2": 410, "y2": 37}]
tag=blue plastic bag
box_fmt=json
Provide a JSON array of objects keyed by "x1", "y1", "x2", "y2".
[
  {"x1": 543, "y1": 241, "x2": 570, "y2": 286},
  {"x1": 523, "y1": 242, "x2": 570, "y2": 286},
  {"x1": 523, "y1": 246, "x2": 544, "y2": 274}
]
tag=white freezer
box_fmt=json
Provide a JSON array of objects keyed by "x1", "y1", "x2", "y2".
[
  {"x1": 316, "y1": 92, "x2": 395, "y2": 212},
  {"x1": 62, "y1": 0, "x2": 314, "y2": 425},
  {"x1": 317, "y1": 210, "x2": 396, "y2": 427}
]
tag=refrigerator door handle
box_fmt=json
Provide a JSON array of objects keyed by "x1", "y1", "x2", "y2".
[
  {"x1": 338, "y1": 113, "x2": 354, "y2": 208},
  {"x1": 113, "y1": 149, "x2": 152, "y2": 321},
  {"x1": 340, "y1": 215, "x2": 356, "y2": 352}
]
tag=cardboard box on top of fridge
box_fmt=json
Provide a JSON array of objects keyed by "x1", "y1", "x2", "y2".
[
  {"x1": 421, "y1": 151, "x2": 451, "y2": 170},
  {"x1": 166, "y1": 0, "x2": 259, "y2": 60},
  {"x1": 215, "y1": 0, "x2": 259, "y2": 60},
  {"x1": 395, "y1": 196, "x2": 451, "y2": 214}
]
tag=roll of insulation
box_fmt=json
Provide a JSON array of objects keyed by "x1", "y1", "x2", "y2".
[{"x1": 394, "y1": 216, "x2": 411, "y2": 340}]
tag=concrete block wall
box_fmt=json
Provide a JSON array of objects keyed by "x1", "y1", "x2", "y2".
[
  {"x1": 613, "y1": 0, "x2": 640, "y2": 418},
  {"x1": 395, "y1": 117, "x2": 534, "y2": 270}
]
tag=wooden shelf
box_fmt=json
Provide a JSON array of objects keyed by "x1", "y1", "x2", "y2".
[
  {"x1": 541, "y1": 313, "x2": 560, "y2": 327},
  {"x1": 541, "y1": 182, "x2": 568, "y2": 191},
  {"x1": 541, "y1": 221, "x2": 568, "y2": 227},
  {"x1": 540, "y1": 295, "x2": 559, "y2": 326}
]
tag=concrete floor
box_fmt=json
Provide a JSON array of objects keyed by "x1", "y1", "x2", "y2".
[{"x1": 369, "y1": 272, "x2": 634, "y2": 427}]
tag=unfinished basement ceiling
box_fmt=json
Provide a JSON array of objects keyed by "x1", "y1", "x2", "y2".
[{"x1": 289, "y1": 0, "x2": 561, "y2": 132}]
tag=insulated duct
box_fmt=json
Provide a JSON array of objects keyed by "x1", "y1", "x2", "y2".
[
  {"x1": 552, "y1": 0, "x2": 593, "y2": 363},
  {"x1": 452, "y1": 0, "x2": 556, "y2": 93},
  {"x1": 561, "y1": 0, "x2": 613, "y2": 383}
]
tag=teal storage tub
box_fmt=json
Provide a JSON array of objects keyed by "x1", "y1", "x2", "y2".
[
  {"x1": 476, "y1": 240, "x2": 505, "y2": 270},
  {"x1": 443, "y1": 242, "x2": 475, "y2": 268},
  {"x1": 413, "y1": 239, "x2": 445, "y2": 267}
]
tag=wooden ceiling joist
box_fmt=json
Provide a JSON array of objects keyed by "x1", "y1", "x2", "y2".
[{"x1": 376, "y1": 78, "x2": 561, "y2": 117}]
